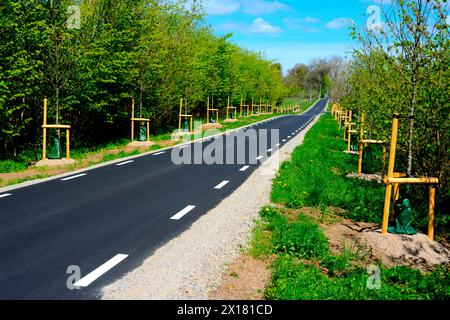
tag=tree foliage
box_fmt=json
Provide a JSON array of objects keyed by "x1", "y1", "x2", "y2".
[
  {"x1": 284, "y1": 58, "x2": 338, "y2": 101},
  {"x1": 0, "y1": 0, "x2": 286, "y2": 160},
  {"x1": 342, "y1": 0, "x2": 449, "y2": 210}
]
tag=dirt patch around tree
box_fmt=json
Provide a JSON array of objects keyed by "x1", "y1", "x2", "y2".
[
  {"x1": 209, "y1": 255, "x2": 274, "y2": 300},
  {"x1": 322, "y1": 219, "x2": 377, "y2": 256},
  {"x1": 357, "y1": 230, "x2": 450, "y2": 271},
  {"x1": 322, "y1": 219, "x2": 450, "y2": 272}
]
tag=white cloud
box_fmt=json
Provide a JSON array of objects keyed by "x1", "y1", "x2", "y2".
[
  {"x1": 249, "y1": 17, "x2": 282, "y2": 33},
  {"x1": 283, "y1": 16, "x2": 321, "y2": 32},
  {"x1": 199, "y1": 0, "x2": 241, "y2": 16},
  {"x1": 216, "y1": 21, "x2": 246, "y2": 32},
  {"x1": 372, "y1": 0, "x2": 392, "y2": 5},
  {"x1": 216, "y1": 17, "x2": 282, "y2": 34},
  {"x1": 242, "y1": 0, "x2": 289, "y2": 15},
  {"x1": 192, "y1": 0, "x2": 289, "y2": 16},
  {"x1": 325, "y1": 17, "x2": 353, "y2": 29},
  {"x1": 304, "y1": 16, "x2": 321, "y2": 23}
]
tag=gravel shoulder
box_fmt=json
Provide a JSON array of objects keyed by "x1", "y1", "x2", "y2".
[{"x1": 101, "y1": 113, "x2": 324, "y2": 300}]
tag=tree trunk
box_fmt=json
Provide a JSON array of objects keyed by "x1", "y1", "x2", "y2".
[
  {"x1": 139, "y1": 83, "x2": 143, "y2": 118},
  {"x1": 407, "y1": 82, "x2": 416, "y2": 176},
  {"x1": 56, "y1": 87, "x2": 59, "y2": 125},
  {"x1": 56, "y1": 86, "x2": 61, "y2": 139}
]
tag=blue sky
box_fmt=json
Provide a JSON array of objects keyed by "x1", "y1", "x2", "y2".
[{"x1": 197, "y1": 0, "x2": 384, "y2": 73}]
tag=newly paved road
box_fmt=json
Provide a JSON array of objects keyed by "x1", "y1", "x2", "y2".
[{"x1": 0, "y1": 98, "x2": 328, "y2": 299}]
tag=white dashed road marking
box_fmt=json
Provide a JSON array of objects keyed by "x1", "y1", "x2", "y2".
[
  {"x1": 214, "y1": 180, "x2": 230, "y2": 190},
  {"x1": 171, "y1": 205, "x2": 196, "y2": 220},
  {"x1": 73, "y1": 254, "x2": 128, "y2": 287},
  {"x1": 61, "y1": 174, "x2": 87, "y2": 181},
  {"x1": 116, "y1": 160, "x2": 134, "y2": 166}
]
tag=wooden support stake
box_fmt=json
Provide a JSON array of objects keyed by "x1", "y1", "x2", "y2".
[
  {"x1": 393, "y1": 183, "x2": 400, "y2": 201},
  {"x1": 343, "y1": 111, "x2": 348, "y2": 139},
  {"x1": 131, "y1": 98, "x2": 135, "y2": 142},
  {"x1": 240, "y1": 97, "x2": 243, "y2": 118},
  {"x1": 43, "y1": 97, "x2": 48, "y2": 160},
  {"x1": 382, "y1": 113, "x2": 399, "y2": 235},
  {"x1": 207, "y1": 97, "x2": 210, "y2": 124},
  {"x1": 429, "y1": 186, "x2": 435, "y2": 241},
  {"x1": 178, "y1": 98, "x2": 183, "y2": 133},
  {"x1": 347, "y1": 124, "x2": 352, "y2": 152},
  {"x1": 384, "y1": 177, "x2": 439, "y2": 184},
  {"x1": 358, "y1": 113, "x2": 364, "y2": 175},
  {"x1": 66, "y1": 129, "x2": 70, "y2": 160},
  {"x1": 226, "y1": 96, "x2": 229, "y2": 119}
]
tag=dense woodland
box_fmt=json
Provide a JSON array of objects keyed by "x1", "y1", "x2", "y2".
[{"x1": 0, "y1": 0, "x2": 287, "y2": 161}]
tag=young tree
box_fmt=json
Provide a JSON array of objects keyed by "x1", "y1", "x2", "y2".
[{"x1": 354, "y1": 0, "x2": 449, "y2": 176}]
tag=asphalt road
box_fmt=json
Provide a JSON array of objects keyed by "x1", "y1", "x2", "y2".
[{"x1": 0, "y1": 98, "x2": 328, "y2": 299}]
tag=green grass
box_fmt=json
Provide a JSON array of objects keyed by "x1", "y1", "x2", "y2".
[
  {"x1": 260, "y1": 207, "x2": 329, "y2": 259},
  {"x1": 283, "y1": 97, "x2": 309, "y2": 106},
  {"x1": 270, "y1": 113, "x2": 448, "y2": 235},
  {"x1": 0, "y1": 160, "x2": 28, "y2": 173},
  {"x1": 250, "y1": 113, "x2": 449, "y2": 300},
  {"x1": 5, "y1": 174, "x2": 52, "y2": 186},
  {"x1": 101, "y1": 150, "x2": 141, "y2": 162},
  {"x1": 252, "y1": 207, "x2": 449, "y2": 300},
  {"x1": 267, "y1": 255, "x2": 449, "y2": 300},
  {"x1": 271, "y1": 114, "x2": 386, "y2": 224},
  {"x1": 282, "y1": 98, "x2": 314, "y2": 113}
]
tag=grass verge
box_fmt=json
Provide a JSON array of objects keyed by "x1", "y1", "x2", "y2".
[
  {"x1": 248, "y1": 113, "x2": 449, "y2": 300},
  {"x1": 252, "y1": 206, "x2": 449, "y2": 300}
]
